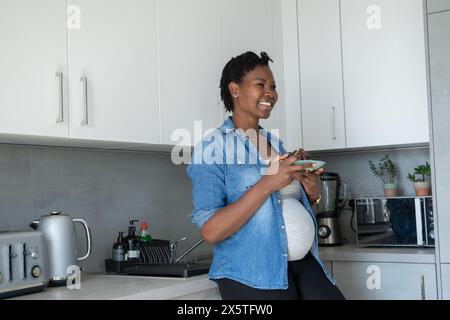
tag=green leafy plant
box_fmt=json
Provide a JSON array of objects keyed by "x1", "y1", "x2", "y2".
[
  {"x1": 407, "y1": 162, "x2": 431, "y2": 182},
  {"x1": 369, "y1": 155, "x2": 398, "y2": 184}
]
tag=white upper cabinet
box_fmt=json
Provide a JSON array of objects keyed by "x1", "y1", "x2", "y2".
[
  {"x1": 0, "y1": 0, "x2": 69, "y2": 137},
  {"x1": 221, "y1": 0, "x2": 280, "y2": 133},
  {"x1": 67, "y1": 0, "x2": 160, "y2": 144},
  {"x1": 298, "y1": 0, "x2": 346, "y2": 151},
  {"x1": 340, "y1": 0, "x2": 429, "y2": 148},
  {"x1": 221, "y1": 0, "x2": 274, "y2": 64},
  {"x1": 158, "y1": 0, "x2": 223, "y2": 147}
]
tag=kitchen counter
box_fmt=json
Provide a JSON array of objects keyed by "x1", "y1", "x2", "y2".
[
  {"x1": 319, "y1": 244, "x2": 435, "y2": 263},
  {"x1": 10, "y1": 273, "x2": 220, "y2": 300},
  {"x1": 9, "y1": 245, "x2": 435, "y2": 300}
]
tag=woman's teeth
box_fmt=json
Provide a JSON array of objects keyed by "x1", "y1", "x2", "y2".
[{"x1": 258, "y1": 101, "x2": 272, "y2": 107}]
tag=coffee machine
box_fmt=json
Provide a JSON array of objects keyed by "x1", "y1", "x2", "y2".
[{"x1": 313, "y1": 172, "x2": 346, "y2": 246}]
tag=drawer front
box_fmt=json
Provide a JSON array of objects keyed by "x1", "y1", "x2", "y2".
[{"x1": 332, "y1": 261, "x2": 437, "y2": 300}]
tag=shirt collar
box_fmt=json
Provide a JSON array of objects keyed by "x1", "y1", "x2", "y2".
[{"x1": 219, "y1": 116, "x2": 284, "y2": 155}]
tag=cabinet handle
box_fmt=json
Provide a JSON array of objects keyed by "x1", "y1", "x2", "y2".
[
  {"x1": 55, "y1": 72, "x2": 64, "y2": 123},
  {"x1": 331, "y1": 106, "x2": 336, "y2": 140},
  {"x1": 80, "y1": 76, "x2": 88, "y2": 125},
  {"x1": 421, "y1": 275, "x2": 426, "y2": 300}
]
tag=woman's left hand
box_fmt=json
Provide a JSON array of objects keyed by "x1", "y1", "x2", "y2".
[{"x1": 295, "y1": 168, "x2": 324, "y2": 203}]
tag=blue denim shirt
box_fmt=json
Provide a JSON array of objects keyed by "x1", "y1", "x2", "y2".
[{"x1": 187, "y1": 116, "x2": 335, "y2": 289}]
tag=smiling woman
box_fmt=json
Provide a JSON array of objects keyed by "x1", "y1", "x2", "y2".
[
  {"x1": 220, "y1": 51, "x2": 277, "y2": 119},
  {"x1": 187, "y1": 51, "x2": 345, "y2": 300}
]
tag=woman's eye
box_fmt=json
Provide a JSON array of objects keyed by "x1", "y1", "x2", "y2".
[{"x1": 256, "y1": 83, "x2": 264, "y2": 87}]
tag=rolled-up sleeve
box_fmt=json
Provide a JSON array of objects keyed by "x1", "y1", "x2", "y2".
[{"x1": 187, "y1": 142, "x2": 227, "y2": 230}]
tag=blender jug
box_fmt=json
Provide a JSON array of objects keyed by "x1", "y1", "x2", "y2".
[
  {"x1": 314, "y1": 172, "x2": 347, "y2": 215},
  {"x1": 314, "y1": 172, "x2": 346, "y2": 246}
]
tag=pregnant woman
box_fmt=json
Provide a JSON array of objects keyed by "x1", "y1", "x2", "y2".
[{"x1": 187, "y1": 51, "x2": 345, "y2": 300}]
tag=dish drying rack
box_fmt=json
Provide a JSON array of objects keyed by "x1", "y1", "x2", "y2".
[
  {"x1": 105, "y1": 237, "x2": 210, "y2": 278},
  {"x1": 138, "y1": 237, "x2": 204, "y2": 264}
]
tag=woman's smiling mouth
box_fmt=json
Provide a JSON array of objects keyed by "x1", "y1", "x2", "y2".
[{"x1": 258, "y1": 100, "x2": 273, "y2": 112}]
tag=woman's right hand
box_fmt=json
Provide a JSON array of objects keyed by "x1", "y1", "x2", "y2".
[{"x1": 261, "y1": 154, "x2": 314, "y2": 192}]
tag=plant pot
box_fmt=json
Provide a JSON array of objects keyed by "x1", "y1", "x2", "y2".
[
  {"x1": 383, "y1": 183, "x2": 399, "y2": 197},
  {"x1": 413, "y1": 181, "x2": 431, "y2": 196}
]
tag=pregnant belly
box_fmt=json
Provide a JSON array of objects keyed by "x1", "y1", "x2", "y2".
[{"x1": 281, "y1": 198, "x2": 316, "y2": 261}]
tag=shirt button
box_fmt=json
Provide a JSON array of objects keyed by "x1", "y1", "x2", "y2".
[
  {"x1": 277, "y1": 199, "x2": 281, "y2": 204},
  {"x1": 281, "y1": 225, "x2": 285, "y2": 229},
  {"x1": 283, "y1": 254, "x2": 288, "y2": 258}
]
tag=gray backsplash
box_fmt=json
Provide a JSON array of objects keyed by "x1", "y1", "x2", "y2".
[
  {"x1": 310, "y1": 145, "x2": 431, "y2": 244},
  {"x1": 0, "y1": 143, "x2": 430, "y2": 271},
  {"x1": 0, "y1": 144, "x2": 210, "y2": 273}
]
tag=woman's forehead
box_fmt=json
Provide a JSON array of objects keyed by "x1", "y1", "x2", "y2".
[{"x1": 244, "y1": 65, "x2": 275, "y2": 82}]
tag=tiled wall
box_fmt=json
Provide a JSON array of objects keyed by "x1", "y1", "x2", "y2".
[{"x1": 0, "y1": 144, "x2": 210, "y2": 273}]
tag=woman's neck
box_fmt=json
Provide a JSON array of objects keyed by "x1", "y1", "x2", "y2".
[{"x1": 231, "y1": 113, "x2": 259, "y2": 132}]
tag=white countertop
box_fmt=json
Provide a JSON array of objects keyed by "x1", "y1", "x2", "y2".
[
  {"x1": 9, "y1": 245, "x2": 435, "y2": 300},
  {"x1": 10, "y1": 273, "x2": 218, "y2": 300},
  {"x1": 319, "y1": 244, "x2": 435, "y2": 263}
]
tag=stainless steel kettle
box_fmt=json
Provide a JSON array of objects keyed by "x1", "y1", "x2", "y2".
[{"x1": 30, "y1": 211, "x2": 92, "y2": 286}]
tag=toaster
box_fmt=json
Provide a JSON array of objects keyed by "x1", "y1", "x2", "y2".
[{"x1": 0, "y1": 231, "x2": 48, "y2": 299}]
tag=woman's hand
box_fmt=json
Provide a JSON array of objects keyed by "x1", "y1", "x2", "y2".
[
  {"x1": 289, "y1": 148, "x2": 309, "y2": 160},
  {"x1": 295, "y1": 167, "x2": 324, "y2": 203},
  {"x1": 288, "y1": 148, "x2": 322, "y2": 203},
  {"x1": 261, "y1": 153, "x2": 314, "y2": 193}
]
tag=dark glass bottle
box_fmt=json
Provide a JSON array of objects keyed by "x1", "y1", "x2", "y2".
[
  {"x1": 125, "y1": 220, "x2": 140, "y2": 260},
  {"x1": 112, "y1": 231, "x2": 127, "y2": 262}
]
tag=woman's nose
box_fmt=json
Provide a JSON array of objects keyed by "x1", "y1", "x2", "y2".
[{"x1": 264, "y1": 92, "x2": 274, "y2": 99}]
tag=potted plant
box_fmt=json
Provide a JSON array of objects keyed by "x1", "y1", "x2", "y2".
[
  {"x1": 407, "y1": 162, "x2": 432, "y2": 196},
  {"x1": 369, "y1": 155, "x2": 399, "y2": 197}
]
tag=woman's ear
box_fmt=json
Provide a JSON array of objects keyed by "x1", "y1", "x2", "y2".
[{"x1": 228, "y1": 82, "x2": 239, "y2": 98}]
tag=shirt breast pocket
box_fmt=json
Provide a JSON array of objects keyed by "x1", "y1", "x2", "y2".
[{"x1": 226, "y1": 164, "x2": 261, "y2": 196}]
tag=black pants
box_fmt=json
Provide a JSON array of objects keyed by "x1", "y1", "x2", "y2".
[{"x1": 216, "y1": 253, "x2": 345, "y2": 300}]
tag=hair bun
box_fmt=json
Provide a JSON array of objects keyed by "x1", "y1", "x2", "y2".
[{"x1": 260, "y1": 52, "x2": 273, "y2": 63}]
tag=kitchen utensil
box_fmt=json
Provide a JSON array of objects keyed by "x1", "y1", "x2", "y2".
[{"x1": 30, "y1": 211, "x2": 92, "y2": 286}]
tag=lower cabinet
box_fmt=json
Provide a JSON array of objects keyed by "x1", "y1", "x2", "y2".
[
  {"x1": 331, "y1": 261, "x2": 437, "y2": 300},
  {"x1": 440, "y1": 264, "x2": 450, "y2": 299},
  {"x1": 323, "y1": 260, "x2": 332, "y2": 276}
]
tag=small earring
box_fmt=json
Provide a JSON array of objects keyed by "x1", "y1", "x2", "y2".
[{"x1": 233, "y1": 94, "x2": 238, "y2": 98}]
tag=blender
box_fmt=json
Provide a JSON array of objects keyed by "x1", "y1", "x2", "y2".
[{"x1": 313, "y1": 172, "x2": 346, "y2": 246}]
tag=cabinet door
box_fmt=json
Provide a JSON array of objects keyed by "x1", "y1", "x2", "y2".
[
  {"x1": 441, "y1": 264, "x2": 450, "y2": 299},
  {"x1": 333, "y1": 261, "x2": 437, "y2": 300},
  {"x1": 68, "y1": 0, "x2": 159, "y2": 144},
  {"x1": 298, "y1": 0, "x2": 346, "y2": 151},
  {"x1": 158, "y1": 0, "x2": 223, "y2": 147},
  {"x1": 428, "y1": 10, "x2": 450, "y2": 264},
  {"x1": 221, "y1": 0, "x2": 280, "y2": 134},
  {"x1": 0, "y1": 0, "x2": 69, "y2": 137},
  {"x1": 341, "y1": 0, "x2": 429, "y2": 148},
  {"x1": 427, "y1": 0, "x2": 450, "y2": 13}
]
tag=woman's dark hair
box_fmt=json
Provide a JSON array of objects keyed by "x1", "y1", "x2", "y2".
[{"x1": 220, "y1": 51, "x2": 273, "y2": 112}]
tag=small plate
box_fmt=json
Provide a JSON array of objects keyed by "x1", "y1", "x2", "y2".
[{"x1": 291, "y1": 160, "x2": 326, "y2": 172}]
